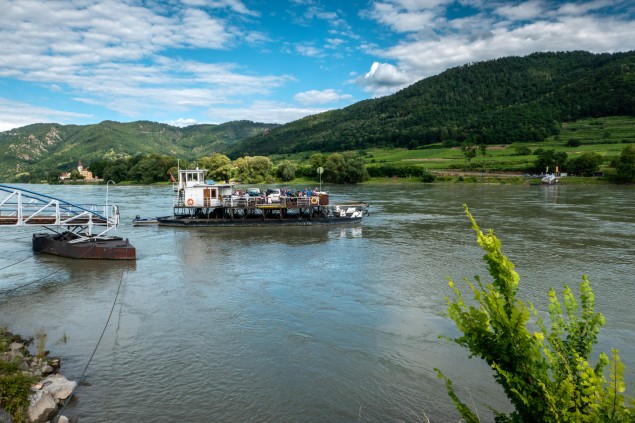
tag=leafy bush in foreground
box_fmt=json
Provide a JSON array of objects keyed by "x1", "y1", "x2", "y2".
[{"x1": 437, "y1": 206, "x2": 634, "y2": 422}]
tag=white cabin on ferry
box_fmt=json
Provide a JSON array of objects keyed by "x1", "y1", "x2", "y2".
[{"x1": 176, "y1": 168, "x2": 233, "y2": 208}]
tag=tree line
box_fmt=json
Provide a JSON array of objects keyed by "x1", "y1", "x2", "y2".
[
  {"x1": 63, "y1": 151, "x2": 371, "y2": 185},
  {"x1": 48, "y1": 143, "x2": 635, "y2": 185}
]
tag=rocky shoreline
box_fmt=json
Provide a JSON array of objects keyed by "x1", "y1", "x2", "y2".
[{"x1": 0, "y1": 330, "x2": 78, "y2": 423}]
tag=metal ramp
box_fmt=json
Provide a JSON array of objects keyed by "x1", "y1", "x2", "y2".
[{"x1": 0, "y1": 184, "x2": 119, "y2": 242}]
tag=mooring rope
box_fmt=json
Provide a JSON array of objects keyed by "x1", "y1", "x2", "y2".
[
  {"x1": 55, "y1": 263, "x2": 127, "y2": 419},
  {"x1": 0, "y1": 254, "x2": 34, "y2": 271}
]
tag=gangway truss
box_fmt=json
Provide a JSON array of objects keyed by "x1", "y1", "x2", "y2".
[{"x1": 0, "y1": 184, "x2": 120, "y2": 241}]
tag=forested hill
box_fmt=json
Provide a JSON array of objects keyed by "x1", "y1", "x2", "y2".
[
  {"x1": 0, "y1": 120, "x2": 277, "y2": 180},
  {"x1": 232, "y1": 50, "x2": 635, "y2": 156}
]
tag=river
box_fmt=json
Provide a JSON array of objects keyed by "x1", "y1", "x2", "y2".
[{"x1": 0, "y1": 183, "x2": 633, "y2": 422}]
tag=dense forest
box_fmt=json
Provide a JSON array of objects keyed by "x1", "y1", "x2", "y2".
[{"x1": 232, "y1": 51, "x2": 635, "y2": 155}]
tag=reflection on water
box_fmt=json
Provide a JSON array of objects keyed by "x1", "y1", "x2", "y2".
[{"x1": 0, "y1": 183, "x2": 633, "y2": 422}]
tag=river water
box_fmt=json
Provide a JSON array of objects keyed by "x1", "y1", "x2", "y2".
[{"x1": 0, "y1": 183, "x2": 633, "y2": 422}]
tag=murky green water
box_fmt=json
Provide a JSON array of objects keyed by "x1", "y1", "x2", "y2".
[{"x1": 1, "y1": 183, "x2": 633, "y2": 422}]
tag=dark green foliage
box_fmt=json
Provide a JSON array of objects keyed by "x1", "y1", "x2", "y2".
[
  {"x1": 232, "y1": 51, "x2": 635, "y2": 155},
  {"x1": 102, "y1": 160, "x2": 130, "y2": 183},
  {"x1": 127, "y1": 154, "x2": 177, "y2": 184},
  {"x1": 366, "y1": 163, "x2": 430, "y2": 179},
  {"x1": 615, "y1": 145, "x2": 635, "y2": 182},
  {"x1": 513, "y1": 146, "x2": 532, "y2": 155},
  {"x1": 322, "y1": 152, "x2": 368, "y2": 184},
  {"x1": 567, "y1": 152, "x2": 604, "y2": 176},
  {"x1": 439, "y1": 206, "x2": 635, "y2": 422},
  {"x1": 534, "y1": 149, "x2": 568, "y2": 172},
  {"x1": 276, "y1": 160, "x2": 297, "y2": 182},
  {"x1": 462, "y1": 142, "x2": 478, "y2": 162},
  {"x1": 567, "y1": 139, "x2": 583, "y2": 147}
]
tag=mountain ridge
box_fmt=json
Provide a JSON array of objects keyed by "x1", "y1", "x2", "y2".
[{"x1": 2, "y1": 50, "x2": 634, "y2": 181}]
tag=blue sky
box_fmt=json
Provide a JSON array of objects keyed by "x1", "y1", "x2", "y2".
[{"x1": 0, "y1": 0, "x2": 634, "y2": 131}]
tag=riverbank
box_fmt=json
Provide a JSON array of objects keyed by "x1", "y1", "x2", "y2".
[
  {"x1": 361, "y1": 172, "x2": 614, "y2": 185},
  {"x1": 0, "y1": 328, "x2": 77, "y2": 423}
]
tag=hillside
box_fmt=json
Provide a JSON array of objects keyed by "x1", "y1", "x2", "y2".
[
  {"x1": 0, "y1": 120, "x2": 277, "y2": 180},
  {"x1": 233, "y1": 51, "x2": 635, "y2": 156},
  {"x1": 2, "y1": 50, "x2": 634, "y2": 182}
]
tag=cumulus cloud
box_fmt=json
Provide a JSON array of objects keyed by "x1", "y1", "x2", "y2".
[
  {"x1": 168, "y1": 118, "x2": 200, "y2": 127},
  {"x1": 366, "y1": 2, "x2": 439, "y2": 33},
  {"x1": 495, "y1": 1, "x2": 544, "y2": 21},
  {"x1": 294, "y1": 89, "x2": 353, "y2": 105},
  {"x1": 356, "y1": 62, "x2": 413, "y2": 95},
  {"x1": 205, "y1": 101, "x2": 329, "y2": 124}
]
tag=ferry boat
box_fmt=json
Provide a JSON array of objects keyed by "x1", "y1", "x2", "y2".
[{"x1": 156, "y1": 168, "x2": 369, "y2": 227}]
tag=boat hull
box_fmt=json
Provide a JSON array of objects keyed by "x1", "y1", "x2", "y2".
[
  {"x1": 32, "y1": 232, "x2": 136, "y2": 260},
  {"x1": 157, "y1": 216, "x2": 362, "y2": 227}
]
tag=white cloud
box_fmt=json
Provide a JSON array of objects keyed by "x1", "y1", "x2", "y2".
[
  {"x1": 555, "y1": 0, "x2": 617, "y2": 17},
  {"x1": 294, "y1": 89, "x2": 353, "y2": 105},
  {"x1": 495, "y1": 1, "x2": 544, "y2": 21},
  {"x1": 356, "y1": 62, "x2": 412, "y2": 95},
  {"x1": 295, "y1": 43, "x2": 325, "y2": 57},
  {"x1": 205, "y1": 101, "x2": 330, "y2": 124},
  {"x1": 366, "y1": 2, "x2": 438, "y2": 33},
  {"x1": 181, "y1": 0, "x2": 259, "y2": 17},
  {"x1": 0, "y1": 98, "x2": 93, "y2": 132},
  {"x1": 168, "y1": 118, "x2": 200, "y2": 127}
]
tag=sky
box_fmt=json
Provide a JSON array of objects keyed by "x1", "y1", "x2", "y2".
[{"x1": 0, "y1": 0, "x2": 634, "y2": 132}]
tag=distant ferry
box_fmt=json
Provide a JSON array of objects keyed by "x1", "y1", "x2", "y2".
[{"x1": 148, "y1": 168, "x2": 369, "y2": 227}]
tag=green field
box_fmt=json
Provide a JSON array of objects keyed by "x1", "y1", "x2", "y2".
[{"x1": 361, "y1": 116, "x2": 634, "y2": 173}]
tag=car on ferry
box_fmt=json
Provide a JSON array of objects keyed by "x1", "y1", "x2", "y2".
[
  {"x1": 267, "y1": 189, "x2": 281, "y2": 202},
  {"x1": 246, "y1": 188, "x2": 261, "y2": 197}
]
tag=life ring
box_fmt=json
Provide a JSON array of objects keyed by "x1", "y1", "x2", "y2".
[
  {"x1": 310, "y1": 196, "x2": 319, "y2": 205},
  {"x1": 187, "y1": 198, "x2": 194, "y2": 206}
]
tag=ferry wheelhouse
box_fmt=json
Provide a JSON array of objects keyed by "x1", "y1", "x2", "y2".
[{"x1": 156, "y1": 168, "x2": 369, "y2": 227}]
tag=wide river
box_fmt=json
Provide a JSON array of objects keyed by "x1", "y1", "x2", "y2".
[{"x1": 1, "y1": 183, "x2": 633, "y2": 422}]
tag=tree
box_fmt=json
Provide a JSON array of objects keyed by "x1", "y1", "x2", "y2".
[
  {"x1": 479, "y1": 143, "x2": 487, "y2": 157},
  {"x1": 47, "y1": 170, "x2": 61, "y2": 184},
  {"x1": 249, "y1": 156, "x2": 273, "y2": 182},
  {"x1": 513, "y1": 146, "x2": 532, "y2": 156},
  {"x1": 462, "y1": 141, "x2": 477, "y2": 162},
  {"x1": 437, "y1": 206, "x2": 635, "y2": 422},
  {"x1": 69, "y1": 169, "x2": 84, "y2": 180},
  {"x1": 309, "y1": 153, "x2": 326, "y2": 170},
  {"x1": 534, "y1": 149, "x2": 568, "y2": 172},
  {"x1": 276, "y1": 160, "x2": 297, "y2": 182},
  {"x1": 615, "y1": 145, "x2": 635, "y2": 182},
  {"x1": 102, "y1": 160, "x2": 130, "y2": 183},
  {"x1": 128, "y1": 154, "x2": 177, "y2": 184},
  {"x1": 231, "y1": 156, "x2": 273, "y2": 183},
  {"x1": 567, "y1": 152, "x2": 603, "y2": 176},
  {"x1": 200, "y1": 153, "x2": 231, "y2": 182},
  {"x1": 323, "y1": 151, "x2": 368, "y2": 184}
]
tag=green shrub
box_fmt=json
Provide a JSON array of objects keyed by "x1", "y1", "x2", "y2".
[{"x1": 437, "y1": 206, "x2": 635, "y2": 422}]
